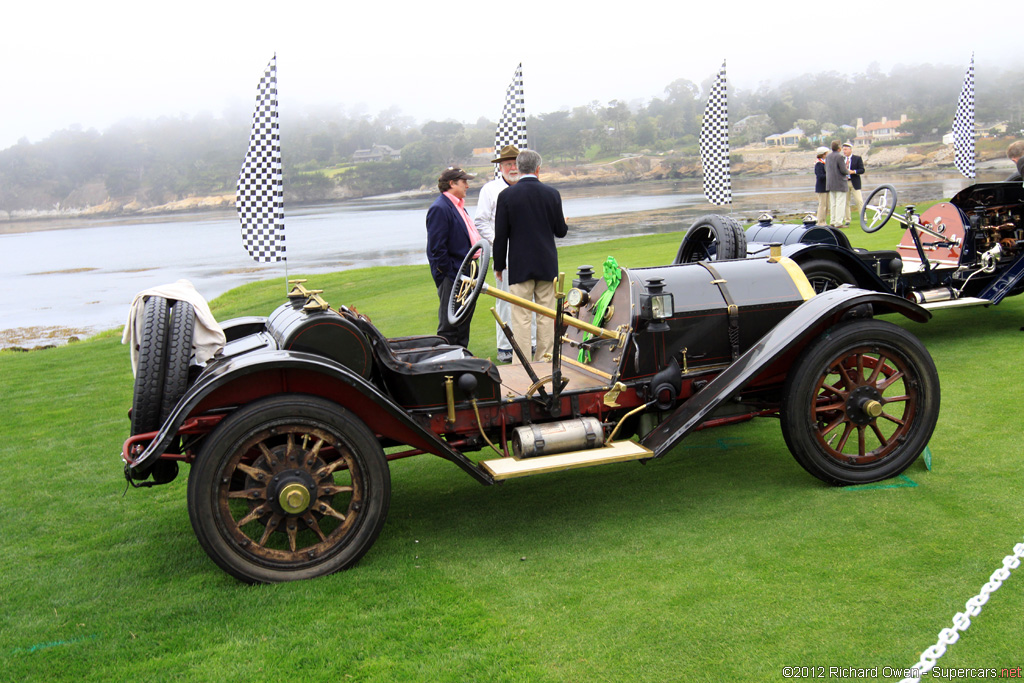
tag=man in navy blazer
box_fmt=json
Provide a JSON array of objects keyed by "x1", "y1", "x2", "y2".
[
  {"x1": 842, "y1": 142, "x2": 866, "y2": 225},
  {"x1": 425, "y1": 167, "x2": 479, "y2": 347},
  {"x1": 494, "y1": 149, "x2": 568, "y2": 363}
]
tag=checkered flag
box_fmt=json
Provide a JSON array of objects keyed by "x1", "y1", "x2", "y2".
[
  {"x1": 237, "y1": 55, "x2": 286, "y2": 262},
  {"x1": 953, "y1": 55, "x2": 976, "y2": 179},
  {"x1": 494, "y1": 63, "x2": 528, "y2": 177},
  {"x1": 700, "y1": 60, "x2": 731, "y2": 205}
]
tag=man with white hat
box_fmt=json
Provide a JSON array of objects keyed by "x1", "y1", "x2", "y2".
[
  {"x1": 842, "y1": 141, "x2": 865, "y2": 226},
  {"x1": 474, "y1": 145, "x2": 534, "y2": 362}
]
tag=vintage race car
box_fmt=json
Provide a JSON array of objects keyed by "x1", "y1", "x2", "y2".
[
  {"x1": 675, "y1": 181, "x2": 1024, "y2": 309},
  {"x1": 122, "y1": 242, "x2": 940, "y2": 583}
]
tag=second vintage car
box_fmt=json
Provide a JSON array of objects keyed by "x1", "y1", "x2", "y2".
[{"x1": 675, "y1": 181, "x2": 1024, "y2": 309}]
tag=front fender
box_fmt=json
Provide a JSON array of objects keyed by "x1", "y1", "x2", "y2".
[
  {"x1": 639, "y1": 287, "x2": 929, "y2": 457},
  {"x1": 124, "y1": 350, "x2": 490, "y2": 483}
]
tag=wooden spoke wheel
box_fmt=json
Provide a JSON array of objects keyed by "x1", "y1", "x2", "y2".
[
  {"x1": 781, "y1": 320, "x2": 939, "y2": 485},
  {"x1": 187, "y1": 395, "x2": 390, "y2": 583}
]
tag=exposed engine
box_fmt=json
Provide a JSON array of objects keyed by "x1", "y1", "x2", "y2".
[{"x1": 954, "y1": 185, "x2": 1024, "y2": 268}]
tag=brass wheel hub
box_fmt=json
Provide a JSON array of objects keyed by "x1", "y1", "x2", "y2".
[
  {"x1": 279, "y1": 483, "x2": 311, "y2": 514},
  {"x1": 268, "y1": 469, "x2": 318, "y2": 516},
  {"x1": 846, "y1": 385, "x2": 884, "y2": 426}
]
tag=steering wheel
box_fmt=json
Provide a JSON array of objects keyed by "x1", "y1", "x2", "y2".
[
  {"x1": 860, "y1": 184, "x2": 898, "y2": 233},
  {"x1": 447, "y1": 239, "x2": 491, "y2": 326}
]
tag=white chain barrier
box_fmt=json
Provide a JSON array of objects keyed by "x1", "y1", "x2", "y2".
[{"x1": 899, "y1": 537, "x2": 1024, "y2": 682}]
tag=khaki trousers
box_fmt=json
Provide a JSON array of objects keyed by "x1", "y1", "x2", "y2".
[
  {"x1": 509, "y1": 279, "x2": 555, "y2": 363},
  {"x1": 495, "y1": 270, "x2": 536, "y2": 352},
  {"x1": 816, "y1": 193, "x2": 828, "y2": 226},
  {"x1": 829, "y1": 191, "x2": 848, "y2": 227},
  {"x1": 845, "y1": 188, "x2": 863, "y2": 224}
]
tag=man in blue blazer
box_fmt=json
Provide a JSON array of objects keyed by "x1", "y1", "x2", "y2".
[
  {"x1": 494, "y1": 150, "x2": 568, "y2": 363},
  {"x1": 425, "y1": 167, "x2": 479, "y2": 347}
]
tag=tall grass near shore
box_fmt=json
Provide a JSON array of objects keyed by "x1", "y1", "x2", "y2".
[{"x1": 2, "y1": 227, "x2": 1022, "y2": 682}]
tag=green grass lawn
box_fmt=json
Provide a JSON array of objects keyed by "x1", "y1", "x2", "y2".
[{"x1": 2, "y1": 223, "x2": 1022, "y2": 682}]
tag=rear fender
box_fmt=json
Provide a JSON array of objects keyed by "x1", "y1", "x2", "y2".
[
  {"x1": 125, "y1": 350, "x2": 489, "y2": 483},
  {"x1": 639, "y1": 288, "x2": 929, "y2": 457},
  {"x1": 790, "y1": 244, "x2": 895, "y2": 293}
]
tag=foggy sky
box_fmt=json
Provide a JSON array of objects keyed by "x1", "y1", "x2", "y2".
[{"x1": 2, "y1": 0, "x2": 1018, "y2": 150}]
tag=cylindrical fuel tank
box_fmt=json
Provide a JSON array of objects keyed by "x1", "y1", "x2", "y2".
[
  {"x1": 745, "y1": 223, "x2": 841, "y2": 246},
  {"x1": 512, "y1": 417, "x2": 605, "y2": 459},
  {"x1": 265, "y1": 301, "x2": 374, "y2": 379}
]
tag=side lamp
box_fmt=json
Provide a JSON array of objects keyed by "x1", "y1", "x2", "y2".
[{"x1": 641, "y1": 277, "x2": 673, "y2": 333}]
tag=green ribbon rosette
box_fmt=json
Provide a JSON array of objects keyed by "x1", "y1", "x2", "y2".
[{"x1": 578, "y1": 255, "x2": 621, "y2": 364}]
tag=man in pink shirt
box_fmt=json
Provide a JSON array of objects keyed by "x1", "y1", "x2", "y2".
[{"x1": 426, "y1": 167, "x2": 480, "y2": 347}]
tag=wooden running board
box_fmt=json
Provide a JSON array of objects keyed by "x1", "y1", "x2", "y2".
[
  {"x1": 919, "y1": 297, "x2": 989, "y2": 310},
  {"x1": 480, "y1": 441, "x2": 653, "y2": 481}
]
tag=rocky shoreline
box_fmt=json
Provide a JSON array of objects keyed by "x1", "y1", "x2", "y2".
[{"x1": 3, "y1": 140, "x2": 1007, "y2": 231}]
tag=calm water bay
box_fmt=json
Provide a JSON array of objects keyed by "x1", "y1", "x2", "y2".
[{"x1": 0, "y1": 170, "x2": 1006, "y2": 347}]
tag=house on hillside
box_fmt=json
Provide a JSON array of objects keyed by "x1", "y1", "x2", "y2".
[
  {"x1": 855, "y1": 115, "x2": 909, "y2": 144},
  {"x1": 352, "y1": 144, "x2": 402, "y2": 162},
  {"x1": 942, "y1": 121, "x2": 1010, "y2": 145},
  {"x1": 764, "y1": 128, "x2": 804, "y2": 146}
]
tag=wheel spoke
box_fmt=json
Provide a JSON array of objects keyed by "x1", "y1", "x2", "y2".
[
  {"x1": 228, "y1": 487, "x2": 266, "y2": 501},
  {"x1": 284, "y1": 433, "x2": 297, "y2": 463},
  {"x1": 236, "y1": 503, "x2": 269, "y2": 528},
  {"x1": 823, "y1": 416, "x2": 851, "y2": 443},
  {"x1": 318, "y1": 484, "x2": 353, "y2": 496},
  {"x1": 317, "y1": 501, "x2": 348, "y2": 522},
  {"x1": 871, "y1": 422, "x2": 889, "y2": 447},
  {"x1": 834, "y1": 361, "x2": 858, "y2": 389},
  {"x1": 315, "y1": 453, "x2": 351, "y2": 480},
  {"x1": 814, "y1": 399, "x2": 845, "y2": 415},
  {"x1": 866, "y1": 355, "x2": 884, "y2": 384},
  {"x1": 877, "y1": 370, "x2": 905, "y2": 392},
  {"x1": 237, "y1": 463, "x2": 271, "y2": 481},
  {"x1": 878, "y1": 411, "x2": 906, "y2": 427},
  {"x1": 258, "y1": 513, "x2": 281, "y2": 545},
  {"x1": 857, "y1": 425, "x2": 866, "y2": 457},
  {"x1": 302, "y1": 514, "x2": 328, "y2": 542},
  {"x1": 286, "y1": 520, "x2": 298, "y2": 552},
  {"x1": 819, "y1": 380, "x2": 847, "y2": 400},
  {"x1": 257, "y1": 442, "x2": 278, "y2": 468},
  {"x1": 835, "y1": 422, "x2": 855, "y2": 450}
]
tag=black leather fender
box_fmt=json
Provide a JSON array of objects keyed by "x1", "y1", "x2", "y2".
[{"x1": 125, "y1": 349, "x2": 490, "y2": 483}]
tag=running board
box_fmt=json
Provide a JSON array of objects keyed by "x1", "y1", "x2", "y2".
[
  {"x1": 919, "y1": 297, "x2": 989, "y2": 310},
  {"x1": 481, "y1": 441, "x2": 653, "y2": 481}
]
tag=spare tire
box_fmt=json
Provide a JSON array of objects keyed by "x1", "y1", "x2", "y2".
[
  {"x1": 131, "y1": 296, "x2": 170, "y2": 435},
  {"x1": 160, "y1": 300, "x2": 196, "y2": 423},
  {"x1": 675, "y1": 215, "x2": 747, "y2": 263}
]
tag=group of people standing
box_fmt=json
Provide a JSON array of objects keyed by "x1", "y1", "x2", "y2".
[
  {"x1": 425, "y1": 146, "x2": 568, "y2": 364},
  {"x1": 814, "y1": 140, "x2": 865, "y2": 228}
]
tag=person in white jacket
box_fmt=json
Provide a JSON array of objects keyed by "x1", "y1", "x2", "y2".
[{"x1": 474, "y1": 145, "x2": 534, "y2": 362}]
